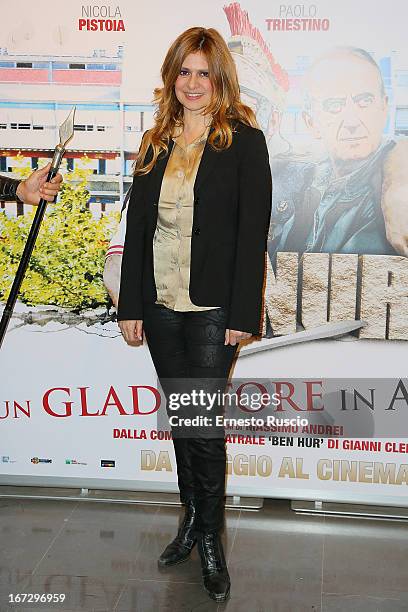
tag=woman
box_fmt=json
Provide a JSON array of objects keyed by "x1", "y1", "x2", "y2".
[{"x1": 117, "y1": 27, "x2": 271, "y2": 602}]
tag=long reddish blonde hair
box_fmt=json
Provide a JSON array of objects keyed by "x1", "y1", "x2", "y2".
[{"x1": 134, "y1": 26, "x2": 258, "y2": 175}]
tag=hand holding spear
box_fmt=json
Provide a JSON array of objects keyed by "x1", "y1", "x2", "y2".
[
  {"x1": 16, "y1": 163, "x2": 63, "y2": 206},
  {"x1": 0, "y1": 106, "x2": 76, "y2": 349}
]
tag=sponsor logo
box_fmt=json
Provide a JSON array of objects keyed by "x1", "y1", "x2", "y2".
[
  {"x1": 101, "y1": 459, "x2": 115, "y2": 468},
  {"x1": 65, "y1": 459, "x2": 88, "y2": 465},
  {"x1": 1, "y1": 455, "x2": 16, "y2": 463},
  {"x1": 31, "y1": 457, "x2": 52, "y2": 464}
]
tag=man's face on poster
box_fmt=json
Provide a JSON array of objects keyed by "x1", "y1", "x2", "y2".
[{"x1": 304, "y1": 55, "x2": 388, "y2": 162}]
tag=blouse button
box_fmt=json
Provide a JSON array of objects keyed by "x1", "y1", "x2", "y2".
[
  {"x1": 177, "y1": 170, "x2": 184, "y2": 179},
  {"x1": 277, "y1": 200, "x2": 289, "y2": 212}
]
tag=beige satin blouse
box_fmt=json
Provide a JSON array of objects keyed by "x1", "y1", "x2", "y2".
[{"x1": 153, "y1": 124, "x2": 220, "y2": 311}]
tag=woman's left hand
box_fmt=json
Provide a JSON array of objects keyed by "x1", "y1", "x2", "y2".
[{"x1": 224, "y1": 329, "x2": 252, "y2": 346}]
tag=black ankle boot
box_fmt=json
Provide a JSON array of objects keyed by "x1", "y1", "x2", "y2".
[
  {"x1": 158, "y1": 499, "x2": 197, "y2": 567},
  {"x1": 197, "y1": 532, "x2": 230, "y2": 602}
]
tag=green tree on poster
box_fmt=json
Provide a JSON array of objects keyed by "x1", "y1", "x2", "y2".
[{"x1": 0, "y1": 161, "x2": 119, "y2": 310}]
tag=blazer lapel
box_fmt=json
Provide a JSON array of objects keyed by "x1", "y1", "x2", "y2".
[
  {"x1": 194, "y1": 127, "x2": 219, "y2": 198},
  {"x1": 146, "y1": 139, "x2": 175, "y2": 205},
  {"x1": 144, "y1": 128, "x2": 219, "y2": 203}
]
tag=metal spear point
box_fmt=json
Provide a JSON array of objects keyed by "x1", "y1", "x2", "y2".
[{"x1": 0, "y1": 106, "x2": 76, "y2": 349}]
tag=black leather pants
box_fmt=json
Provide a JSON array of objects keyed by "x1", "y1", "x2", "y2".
[{"x1": 143, "y1": 302, "x2": 238, "y2": 533}]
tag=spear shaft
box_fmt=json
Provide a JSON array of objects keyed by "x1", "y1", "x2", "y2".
[{"x1": 0, "y1": 107, "x2": 75, "y2": 349}]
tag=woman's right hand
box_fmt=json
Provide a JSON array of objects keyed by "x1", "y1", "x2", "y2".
[{"x1": 118, "y1": 320, "x2": 143, "y2": 346}]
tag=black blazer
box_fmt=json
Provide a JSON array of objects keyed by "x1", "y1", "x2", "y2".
[{"x1": 117, "y1": 121, "x2": 272, "y2": 335}]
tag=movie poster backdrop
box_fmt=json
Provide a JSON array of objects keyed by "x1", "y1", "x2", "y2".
[{"x1": 0, "y1": 0, "x2": 407, "y2": 506}]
